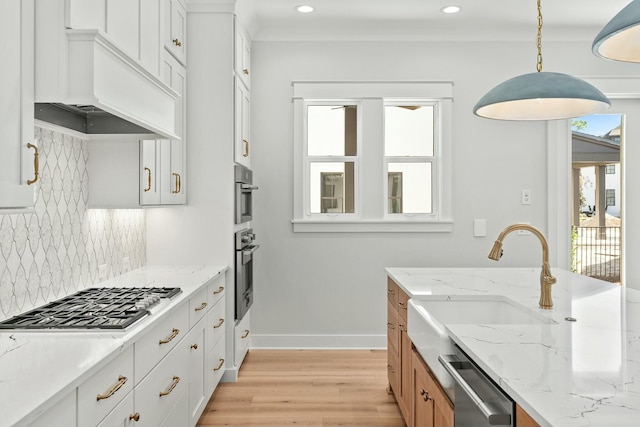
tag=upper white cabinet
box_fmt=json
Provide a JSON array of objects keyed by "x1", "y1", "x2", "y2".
[
  {"x1": 163, "y1": 0, "x2": 187, "y2": 65},
  {"x1": 0, "y1": 0, "x2": 37, "y2": 209},
  {"x1": 234, "y1": 78, "x2": 251, "y2": 168},
  {"x1": 235, "y1": 22, "x2": 251, "y2": 89},
  {"x1": 67, "y1": 0, "x2": 161, "y2": 77}
]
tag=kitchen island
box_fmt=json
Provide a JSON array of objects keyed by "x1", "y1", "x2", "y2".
[
  {"x1": 386, "y1": 267, "x2": 638, "y2": 427},
  {"x1": 0, "y1": 264, "x2": 227, "y2": 427}
]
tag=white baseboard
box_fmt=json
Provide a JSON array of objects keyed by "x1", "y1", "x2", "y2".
[{"x1": 249, "y1": 334, "x2": 387, "y2": 349}]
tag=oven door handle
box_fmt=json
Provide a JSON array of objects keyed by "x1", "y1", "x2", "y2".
[
  {"x1": 241, "y1": 184, "x2": 259, "y2": 191},
  {"x1": 438, "y1": 355, "x2": 511, "y2": 426},
  {"x1": 242, "y1": 245, "x2": 260, "y2": 263}
]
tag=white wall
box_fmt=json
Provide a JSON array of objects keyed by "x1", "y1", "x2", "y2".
[{"x1": 249, "y1": 40, "x2": 638, "y2": 347}]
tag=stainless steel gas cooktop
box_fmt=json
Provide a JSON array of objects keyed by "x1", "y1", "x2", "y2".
[{"x1": 0, "y1": 287, "x2": 181, "y2": 330}]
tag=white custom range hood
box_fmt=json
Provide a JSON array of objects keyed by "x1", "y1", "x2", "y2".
[{"x1": 35, "y1": 22, "x2": 178, "y2": 138}]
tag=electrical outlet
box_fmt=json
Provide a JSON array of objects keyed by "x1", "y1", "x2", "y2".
[
  {"x1": 98, "y1": 264, "x2": 108, "y2": 281},
  {"x1": 521, "y1": 189, "x2": 532, "y2": 205}
]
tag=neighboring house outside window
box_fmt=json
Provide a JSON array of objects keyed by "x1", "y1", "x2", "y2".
[
  {"x1": 606, "y1": 188, "x2": 616, "y2": 208},
  {"x1": 292, "y1": 81, "x2": 454, "y2": 232}
]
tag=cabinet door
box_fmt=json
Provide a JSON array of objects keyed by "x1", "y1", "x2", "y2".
[
  {"x1": 399, "y1": 326, "x2": 412, "y2": 424},
  {"x1": 105, "y1": 0, "x2": 140, "y2": 60},
  {"x1": 96, "y1": 391, "x2": 136, "y2": 427},
  {"x1": 27, "y1": 389, "x2": 76, "y2": 427},
  {"x1": 159, "y1": 385, "x2": 189, "y2": 427},
  {"x1": 140, "y1": 140, "x2": 161, "y2": 205},
  {"x1": 412, "y1": 350, "x2": 434, "y2": 427},
  {"x1": 160, "y1": 53, "x2": 186, "y2": 205},
  {"x1": 235, "y1": 23, "x2": 250, "y2": 89},
  {"x1": 234, "y1": 309, "x2": 251, "y2": 366},
  {"x1": 187, "y1": 322, "x2": 206, "y2": 426},
  {"x1": 0, "y1": 0, "x2": 36, "y2": 209},
  {"x1": 234, "y1": 79, "x2": 251, "y2": 168},
  {"x1": 163, "y1": 0, "x2": 186, "y2": 64}
]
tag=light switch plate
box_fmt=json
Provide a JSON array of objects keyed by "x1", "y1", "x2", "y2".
[
  {"x1": 473, "y1": 219, "x2": 486, "y2": 237},
  {"x1": 521, "y1": 189, "x2": 532, "y2": 205}
]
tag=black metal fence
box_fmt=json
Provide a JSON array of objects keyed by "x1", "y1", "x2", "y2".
[{"x1": 572, "y1": 226, "x2": 621, "y2": 283}]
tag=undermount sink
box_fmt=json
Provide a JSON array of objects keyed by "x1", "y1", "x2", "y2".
[{"x1": 408, "y1": 296, "x2": 556, "y2": 399}]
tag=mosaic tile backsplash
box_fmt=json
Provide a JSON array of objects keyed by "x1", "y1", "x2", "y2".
[{"x1": 0, "y1": 125, "x2": 146, "y2": 321}]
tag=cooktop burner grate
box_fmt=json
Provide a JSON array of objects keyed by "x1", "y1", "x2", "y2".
[{"x1": 0, "y1": 287, "x2": 181, "y2": 330}]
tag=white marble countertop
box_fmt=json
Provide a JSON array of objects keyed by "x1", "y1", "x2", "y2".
[
  {"x1": 1, "y1": 264, "x2": 227, "y2": 427},
  {"x1": 386, "y1": 267, "x2": 639, "y2": 427}
]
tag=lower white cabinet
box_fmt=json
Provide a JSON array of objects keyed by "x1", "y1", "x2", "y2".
[
  {"x1": 96, "y1": 391, "x2": 135, "y2": 427},
  {"x1": 27, "y1": 389, "x2": 76, "y2": 427},
  {"x1": 206, "y1": 335, "x2": 226, "y2": 397},
  {"x1": 234, "y1": 309, "x2": 251, "y2": 366},
  {"x1": 187, "y1": 318, "x2": 206, "y2": 426}
]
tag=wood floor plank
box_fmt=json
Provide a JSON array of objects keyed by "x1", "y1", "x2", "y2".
[{"x1": 196, "y1": 350, "x2": 405, "y2": 427}]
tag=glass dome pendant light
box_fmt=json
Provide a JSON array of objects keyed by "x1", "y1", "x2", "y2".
[
  {"x1": 473, "y1": 0, "x2": 611, "y2": 121},
  {"x1": 593, "y1": 0, "x2": 640, "y2": 62}
]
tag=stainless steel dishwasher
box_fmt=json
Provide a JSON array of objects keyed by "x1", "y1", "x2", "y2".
[{"x1": 439, "y1": 346, "x2": 514, "y2": 427}]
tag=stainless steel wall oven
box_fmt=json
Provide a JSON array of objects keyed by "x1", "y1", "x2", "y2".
[
  {"x1": 235, "y1": 164, "x2": 258, "y2": 224},
  {"x1": 235, "y1": 228, "x2": 258, "y2": 321}
]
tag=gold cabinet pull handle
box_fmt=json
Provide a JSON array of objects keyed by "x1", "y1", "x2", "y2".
[
  {"x1": 243, "y1": 68, "x2": 249, "y2": 75},
  {"x1": 387, "y1": 289, "x2": 395, "y2": 295},
  {"x1": 420, "y1": 388, "x2": 432, "y2": 401},
  {"x1": 213, "y1": 318, "x2": 224, "y2": 329},
  {"x1": 177, "y1": 173, "x2": 181, "y2": 193},
  {"x1": 96, "y1": 375, "x2": 127, "y2": 401},
  {"x1": 26, "y1": 143, "x2": 39, "y2": 185},
  {"x1": 213, "y1": 286, "x2": 225, "y2": 295},
  {"x1": 191, "y1": 343, "x2": 198, "y2": 350},
  {"x1": 173, "y1": 38, "x2": 182, "y2": 47},
  {"x1": 144, "y1": 167, "x2": 151, "y2": 192},
  {"x1": 129, "y1": 413, "x2": 140, "y2": 422},
  {"x1": 195, "y1": 302, "x2": 207, "y2": 312},
  {"x1": 241, "y1": 329, "x2": 250, "y2": 339},
  {"x1": 159, "y1": 328, "x2": 180, "y2": 345},
  {"x1": 159, "y1": 376, "x2": 180, "y2": 397},
  {"x1": 398, "y1": 302, "x2": 406, "y2": 309},
  {"x1": 213, "y1": 358, "x2": 225, "y2": 371},
  {"x1": 172, "y1": 172, "x2": 180, "y2": 194},
  {"x1": 387, "y1": 322, "x2": 395, "y2": 330},
  {"x1": 242, "y1": 139, "x2": 249, "y2": 157}
]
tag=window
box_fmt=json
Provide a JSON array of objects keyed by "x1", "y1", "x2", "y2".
[
  {"x1": 606, "y1": 164, "x2": 616, "y2": 174},
  {"x1": 292, "y1": 81, "x2": 453, "y2": 232},
  {"x1": 606, "y1": 189, "x2": 616, "y2": 207}
]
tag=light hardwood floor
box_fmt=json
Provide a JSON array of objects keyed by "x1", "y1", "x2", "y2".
[{"x1": 196, "y1": 350, "x2": 405, "y2": 427}]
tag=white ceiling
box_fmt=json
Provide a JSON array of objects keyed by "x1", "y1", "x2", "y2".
[{"x1": 239, "y1": 0, "x2": 632, "y2": 42}]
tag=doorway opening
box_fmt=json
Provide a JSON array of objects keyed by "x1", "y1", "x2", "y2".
[{"x1": 571, "y1": 114, "x2": 622, "y2": 284}]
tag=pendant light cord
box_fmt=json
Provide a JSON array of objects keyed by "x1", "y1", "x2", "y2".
[{"x1": 536, "y1": 0, "x2": 543, "y2": 72}]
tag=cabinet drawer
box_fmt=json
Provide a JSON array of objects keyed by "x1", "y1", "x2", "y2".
[
  {"x1": 78, "y1": 346, "x2": 134, "y2": 427},
  {"x1": 209, "y1": 274, "x2": 225, "y2": 308},
  {"x1": 190, "y1": 286, "x2": 209, "y2": 328},
  {"x1": 387, "y1": 277, "x2": 399, "y2": 307},
  {"x1": 206, "y1": 297, "x2": 226, "y2": 354},
  {"x1": 234, "y1": 309, "x2": 251, "y2": 366},
  {"x1": 135, "y1": 303, "x2": 189, "y2": 384},
  {"x1": 96, "y1": 390, "x2": 134, "y2": 427},
  {"x1": 135, "y1": 337, "x2": 189, "y2": 427},
  {"x1": 206, "y1": 334, "x2": 226, "y2": 397},
  {"x1": 398, "y1": 288, "x2": 409, "y2": 322},
  {"x1": 387, "y1": 301, "x2": 399, "y2": 356}
]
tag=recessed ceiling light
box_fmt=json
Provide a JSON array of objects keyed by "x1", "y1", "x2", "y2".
[
  {"x1": 296, "y1": 5, "x2": 314, "y2": 13},
  {"x1": 441, "y1": 5, "x2": 461, "y2": 14}
]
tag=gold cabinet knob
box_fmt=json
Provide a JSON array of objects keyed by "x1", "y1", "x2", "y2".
[
  {"x1": 129, "y1": 413, "x2": 141, "y2": 422},
  {"x1": 173, "y1": 38, "x2": 182, "y2": 47},
  {"x1": 191, "y1": 343, "x2": 198, "y2": 350}
]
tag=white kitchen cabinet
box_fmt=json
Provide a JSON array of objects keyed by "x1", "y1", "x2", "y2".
[
  {"x1": 235, "y1": 22, "x2": 251, "y2": 90},
  {"x1": 234, "y1": 309, "x2": 251, "y2": 366},
  {"x1": 159, "y1": 52, "x2": 187, "y2": 205},
  {"x1": 187, "y1": 318, "x2": 206, "y2": 426},
  {"x1": 163, "y1": 0, "x2": 186, "y2": 65},
  {"x1": 67, "y1": 0, "x2": 161, "y2": 77},
  {"x1": 159, "y1": 386, "x2": 189, "y2": 427},
  {"x1": 78, "y1": 346, "x2": 134, "y2": 426},
  {"x1": 206, "y1": 334, "x2": 226, "y2": 397},
  {"x1": 234, "y1": 78, "x2": 251, "y2": 168},
  {"x1": 0, "y1": 0, "x2": 36, "y2": 209},
  {"x1": 96, "y1": 391, "x2": 135, "y2": 427},
  {"x1": 27, "y1": 389, "x2": 76, "y2": 427}
]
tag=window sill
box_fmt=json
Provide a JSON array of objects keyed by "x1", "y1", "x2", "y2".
[{"x1": 291, "y1": 219, "x2": 454, "y2": 233}]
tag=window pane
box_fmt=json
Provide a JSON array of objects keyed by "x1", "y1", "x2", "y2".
[
  {"x1": 310, "y1": 162, "x2": 355, "y2": 213},
  {"x1": 308, "y1": 106, "x2": 357, "y2": 156},
  {"x1": 385, "y1": 105, "x2": 434, "y2": 156},
  {"x1": 387, "y1": 163, "x2": 432, "y2": 214}
]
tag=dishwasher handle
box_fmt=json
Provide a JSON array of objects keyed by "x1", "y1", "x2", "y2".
[{"x1": 439, "y1": 354, "x2": 512, "y2": 426}]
